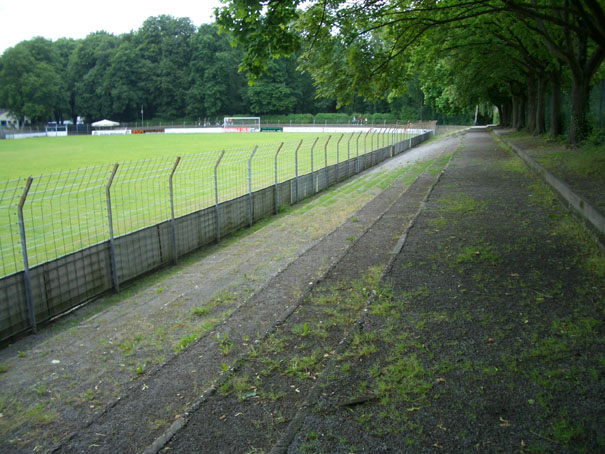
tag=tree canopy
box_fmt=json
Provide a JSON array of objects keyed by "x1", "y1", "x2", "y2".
[
  {"x1": 1, "y1": 3, "x2": 603, "y2": 144},
  {"x1": 0, "y1": 17, "x2": 349, "y2": 126},
  {"x1": 217, "y1": 0, "x2": 605, "y2": 144}
]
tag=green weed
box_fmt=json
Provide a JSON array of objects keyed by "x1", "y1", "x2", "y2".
[
  {"x1": 438, "y1": 193, "x2": 487, "y2": 214},
  {"x1": 174, "y1": 333, "x2": 198, "y2": 353},
  {"x1": 285, "y1": 353, "x2": 321, "y2": 380},
  {"x1": 215, "y1": 332, "x2": 234, "y2": 356},
  {"x1": 456, "y1": 243, "x2": 502, "y2": 265}
]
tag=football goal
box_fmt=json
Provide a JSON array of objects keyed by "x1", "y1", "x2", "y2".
[{"x1": 223, "y1": 117, "x2": 261, "y2": 132}]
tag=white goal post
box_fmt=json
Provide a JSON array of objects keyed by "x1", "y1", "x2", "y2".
[
  {"x1": 45, "y1": 124, "x2": 68, "y2": 137},
  {"x1": 223, "y1": 117, "x2": 261, "y2": 132}
]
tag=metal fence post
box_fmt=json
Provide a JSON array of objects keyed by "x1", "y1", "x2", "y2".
[
  {"x1": 106, "y1": 164, "x2": 120, "y2": 294},
  {"x1": 347, "y1": 133, "x2": 353, "y2": 177},
  {"x1": 310, "y1": 137, "x2": 319, "y2": 193},
  {"x1": 356, "y1": 131, "x2": 362, "y2": 173},
  {"x1": 248, "y1": 146, "x2": 258, "y2": 227},
  {"x1": 336, "y1": 134, "x2": 343, "y2": 182},
  {"x1": 274, "y1": 142, "x2": 284, "y2": 215},
  {"x1": 169, "y1": 157, "x2": 181, "y2": 264},
  {"x1": 18, "y1": 177, "x2": 36, "y2": 333},
  {"x1": 364, "y1": 130, "x2": 370, "y2": 167},
  {"x1": 214, "y1": 150, "x2": 225, "y2": 242},
  {"x1": 324, "y1": 135, "x2": 331, "y2": 188},
  {"x1": 295, "y1": 139, "x2": 302, "y2": 203}
]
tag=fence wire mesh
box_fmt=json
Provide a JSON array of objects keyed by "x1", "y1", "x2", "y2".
[
  {"x1": 0, "y1": 178, "x2": 28, "y2": 276},
  {"x1": 0, "y1": 127, "x2": 423, "y2": 281}
]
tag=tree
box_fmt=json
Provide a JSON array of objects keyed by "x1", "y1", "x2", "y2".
[
  {"x1": 53, "y1": 38, "x2": 77, "y2": 123},
  {"x1": 217, "y1": 0, "x2": 605, "y2": 144},
  {"x1": 187, "y1": 24, "x2": 248, "y2": 119},
  {"x1": 0, "y1": 38, "x2": 63, "y2": 125},
  {"x1": 68, "y1": 32, "x2": 120, "y2": 121},
  {"x1": 134, "y1": 16, "x2": 197, "y2": 119},
  {"x1": 106, "y1": 37, "x2": 152, "y2": 122}
]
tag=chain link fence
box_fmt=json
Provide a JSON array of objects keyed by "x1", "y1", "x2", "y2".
[{"x1": 0, "y1": 127, "x2": 433, "y2": 340}]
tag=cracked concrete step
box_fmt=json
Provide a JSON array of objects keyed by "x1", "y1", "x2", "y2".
[{"x1": 157, "y1": 143, "x2": 458, "y2": 454}]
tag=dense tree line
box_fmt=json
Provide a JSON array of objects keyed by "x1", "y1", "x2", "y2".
[
  {"x1": 217, "y1": 0, "x2": 604, "y2": 145},
  {"x1": 0, "y1": 15, "x2": 445, "y2": 127},
  {"x1": 0, "y1": 17, "x2": 326, "y2": 126}
]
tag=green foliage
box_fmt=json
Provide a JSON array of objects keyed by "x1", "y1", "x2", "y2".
[
  {"x1": 215, "y1": 332, "x2": 234, "y2": 356},
  {"x1": 0, "y1": 38, "x2": 64, "y2": 124}
]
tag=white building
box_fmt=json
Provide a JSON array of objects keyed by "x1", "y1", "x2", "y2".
[{"x1": 0, "y1": 109, "x2": 29, "y2": 128}]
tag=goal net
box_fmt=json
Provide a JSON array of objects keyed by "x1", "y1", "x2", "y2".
[{"x1": 223, "y1": 117, "x2": 260, "y2": 132}]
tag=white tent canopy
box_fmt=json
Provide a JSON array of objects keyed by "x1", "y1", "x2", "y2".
[{"x1": 91, "y1": 119, "x2": 119, "y2": 127}]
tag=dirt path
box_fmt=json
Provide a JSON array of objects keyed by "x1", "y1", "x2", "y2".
[{"x1": 0, "y1": 133, "x2": 463, "y2": 454}]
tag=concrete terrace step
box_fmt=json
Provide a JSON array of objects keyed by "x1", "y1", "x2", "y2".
[{"x1": 52, "y1": 137, "x2": 462, "y2": 454}]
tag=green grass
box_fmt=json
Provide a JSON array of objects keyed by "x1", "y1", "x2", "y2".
[
  {"x1": 0, "y1": 131, "x2": 413, "y2": 277},
  {"x1": 536, "y1": 146, "x2": 605, "y2": 179},
  {"x1": 0, "y1": 131, "x2": 410, "y2": 179},
  {"x1": 0, "y1": 133, "x2": 300, "y2": 179}
]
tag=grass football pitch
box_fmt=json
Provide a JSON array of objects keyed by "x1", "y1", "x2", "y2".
[{"x1": 0, "y1": 131, "x2": 410, "y2": 276}]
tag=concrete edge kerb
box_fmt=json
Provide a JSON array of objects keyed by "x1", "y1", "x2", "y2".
[{"x1": 491, "y1": 129, "x2": 605, "y2": 247}]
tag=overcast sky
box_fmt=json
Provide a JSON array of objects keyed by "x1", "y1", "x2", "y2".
[{"x1": 0, "y1": 0, "x2": 223, "y2": 54}]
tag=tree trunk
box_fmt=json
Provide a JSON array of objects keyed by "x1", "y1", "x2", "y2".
[
  {"x1": 473, "y1": 105, "x2": 479, "y2": 125},
  {"x1": 526, "y1": 75, "x2": 537, "y2": 133},
  {"x1": 498, "y1": 105, "x2": 504, "y2": 126},
  {"x1": 536, "y1": 76, "x2": 547, "y2": 134},
  {"x1": 599, "y1": 79, "x2": 605, "y2": 129},
  {"x1": 504, "y1": 100, "x2": 513, "y2": 126},
  {"x1": 512, "y1": 96, "x2": 518, "y2": 129},
  {"x1": 513, "y1": 95, "x2": 526, "y2": 130},
  {"x1": 550, "y1": 72, "x2": 562, "y2": 138},
  {"x1": 569, "y1": 73, "x2": 591, "y2": 144}
]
